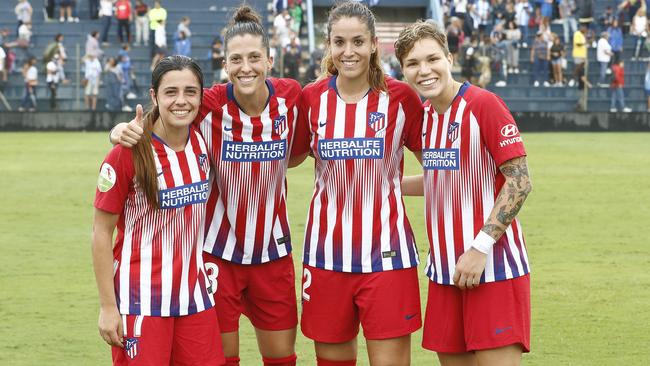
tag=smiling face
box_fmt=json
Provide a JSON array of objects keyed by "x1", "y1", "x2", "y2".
[
  {"x1": 150, "y1": 68, "x2": 201, "y2": 129},
  {"x1": 224, "y1": 33, "x2": 272, "y2": 98},
  {"x1": 328, "y1": 16, "x2": 377, "y2": 85},
  {"x1": 401, "y1": 37, "x2": 454, "y2": 102}
]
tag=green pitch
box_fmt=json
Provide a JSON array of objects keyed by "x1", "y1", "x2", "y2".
[{"x1": 0, "y1": 132, "x2": 648, "y2": 365}]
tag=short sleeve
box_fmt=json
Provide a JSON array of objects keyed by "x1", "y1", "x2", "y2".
[
  {"x1": 401, "y1": 86, "x2": 424, "y2": 152},
  {"x1": 290, "y1": 88, "x2": 312, "y2": 157},
  {"x1": 195, "y1": 84, "x2": 225, "y2": 127},
  {"x1": 475, "y1": 91, "x2": 526, "y2": 167},
  {"x1": 94, "y1": 146, "x2": 135, "y2": 214}
]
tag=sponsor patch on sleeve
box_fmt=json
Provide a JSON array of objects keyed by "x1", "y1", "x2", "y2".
[{"x1": 97, "y1": 163, "x2": 117, "y2": 192}]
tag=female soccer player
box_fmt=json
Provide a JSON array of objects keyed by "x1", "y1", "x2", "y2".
[
  {"x1": 110, "y1": 6, "x2": 302, "y2": 366},
  {"x1": 92, "y1": 55, "x2": 224, "y2": 365},
  {"x1": 290, "y1": 2, "x2": 424, "y2": 365},
  {"x1": 395, "y1": 20, "x2": 533, "y2": 366}
]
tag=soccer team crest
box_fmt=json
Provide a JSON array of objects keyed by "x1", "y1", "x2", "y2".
[
  {"x1": 125, "y1": 338, "x2": 138, "y2": 359},
  {"x1": 447, "y1": 122, "x2": 460, "y2": 142},
  {"x1": 198, "y1": 154, "x2": 209, "y2": 174},
  {"x1": 274, "y1": 115, "x2": 287, "y2": 135},
  {"x1": 367, "y1": 112, "x2": 386, "y2": 132}
]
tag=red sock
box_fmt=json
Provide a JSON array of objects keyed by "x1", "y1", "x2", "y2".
[
  {"x1": 224, "y1": 356, "x2": 240, "y2": 366},
  {"x1": 263, "y1": 353, "x2": 297, "y2": 366},
  {"x1": 316, "y1": 357, "x2": 356, "y2": 366}
]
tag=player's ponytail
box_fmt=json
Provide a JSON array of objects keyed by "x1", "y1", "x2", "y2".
[
  {"x1": 223, "y1": 5, "x2": 270, "y2": 56},
  {"x1": 319, "y1": 1, "x2": 387, "y2": 93},
  {"x1": 132, "y1": 56, "x2": 204, "y2": 209}
]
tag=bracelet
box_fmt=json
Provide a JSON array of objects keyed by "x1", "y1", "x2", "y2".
[{"x1": 471, "y1": 230, "x2": 496, "y2": 254}]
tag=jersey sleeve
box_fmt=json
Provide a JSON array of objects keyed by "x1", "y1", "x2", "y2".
[
  {"x1": 401, "y1": 85, "x2": 424, "y2": 152},
  {"x1": 290, "y1": 87, "x2": 312, "y2": 157},
  {"x1": 94, "y1": 145, "x2": 135, "y2": 214},
  {"x1": 476, "y1": 91, "x2": 526, "y2": 167},
  {"x1": 195, "y1": 84, "x2": 224, "y2": 127}
]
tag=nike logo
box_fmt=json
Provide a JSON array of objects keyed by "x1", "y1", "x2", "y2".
[
  {"x1": 422, "y1": 132, "x2": 427, "y2": 137},
  {"x1": 156, "y1": 171, "x2": 164, "y2": 177},
  {"x1": 495, "y1": 326, "x2": 513, "y2": 335},
  {"x1": 224, "y1": 126, "x2": 232, "y2": 131},
  {"x1": 405, "y1": 313, "x2": 417, "y2": 320},
  {"x1": 319, "y1": 121, "x2": 327, "y2": 127}
]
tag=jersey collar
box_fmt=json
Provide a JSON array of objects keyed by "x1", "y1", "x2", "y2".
[{"x1": 226, "y1": 79, "x2": 274, "y2": 111}]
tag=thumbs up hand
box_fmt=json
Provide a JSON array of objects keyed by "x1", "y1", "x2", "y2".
[{"x1": 110, "y1": 104, "x2": 146, "y2": 147}]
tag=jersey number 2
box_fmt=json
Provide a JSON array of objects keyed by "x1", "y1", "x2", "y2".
[{"x1": 302, "y1": 268, "x2": 312, "y2": 301}]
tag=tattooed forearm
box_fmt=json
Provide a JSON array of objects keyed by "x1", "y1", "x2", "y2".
[{"x1": 482, "y1": 157, "x2": 532, "y2": 241}]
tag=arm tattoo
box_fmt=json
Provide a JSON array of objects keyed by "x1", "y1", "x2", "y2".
[{"x1": 482, "y1": 157, "x2": 532, "y2": 240}]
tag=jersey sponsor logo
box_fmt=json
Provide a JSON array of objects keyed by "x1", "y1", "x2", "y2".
[
  {"x1": 221, "y1": 140, "x2": 287, "y2": 162},
  {"x1": 368, "y1": 111, "x2": 386, "y2": 132},
  {"x1": 158, "y1": 180, "x2": 209, "y2": 209},
  {"x1": 318, "y1": 138, "x2": 384, "y2": 160},
  {"x1": 97, "y1": 163, "x2": 116, "y2": 192},
  {"x1": 125, "y1": 338, "x2": 138, "y2": 359},
  {"x1": 273, "y1": 115, "x2": 287, "y2": 135},
  {"x1": 499, "y1": 136, "x2": 523, "y2": 148},
  {"x1": 197, "y1": 153, "x2": 209, "y2": 174},
  {"x1": 422, "y1": 148, "x2": 460, "y2": 170},
  {"x1": 500, "y1": 124, "x2": 519, "y2": 137},
  {"x1": 447, "y1": 122, "x2": 460, "y2": 142}
]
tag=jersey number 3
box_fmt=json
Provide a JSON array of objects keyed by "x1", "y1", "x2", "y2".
[{"x1": 205, "y1": 262, "x2": 219, "y2": 294}]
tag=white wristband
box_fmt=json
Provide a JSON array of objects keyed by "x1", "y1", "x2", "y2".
[{"x1": 471, "y1": 231, "x2": 496, "y2": 254}]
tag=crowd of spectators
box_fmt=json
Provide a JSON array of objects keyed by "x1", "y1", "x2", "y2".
[{"x1": 439, "y1": 0, "x2": 650, "y2": 111}]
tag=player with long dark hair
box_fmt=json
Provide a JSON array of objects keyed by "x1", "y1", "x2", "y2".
[{"x1": 92, "y1": 55, "x2": 225, "y2": 365}]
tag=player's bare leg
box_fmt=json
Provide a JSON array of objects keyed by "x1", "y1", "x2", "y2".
[
  {"x1": 221, "y1": 331, "x2": 239, "y2": 359},
  {"x1": 255, "y1": 327, "x2": 296, "y2": 358},
  {"x1": 437, "y1": 352, "x2": 478, "y2": 366},
  {"x1": 366, "y1": 334, "x2": 411, "y2": 366},
  {"x1": 475, "y1": 344, "x2": 522, "y2": 366},
  {"x1": 315, "y1": 338, "x2": 357, "y2": 362}
]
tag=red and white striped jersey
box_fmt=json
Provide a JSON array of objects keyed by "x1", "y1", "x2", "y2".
[
  {"x1": 94, "y1": 128, "x2": 214, "y2": 316},
  {"x1": 419, "y1": 82, "x2": 530, "y2": 285},
  {"x1": 294, "y1": 76, "x2": 423, "y2": 273},
  {"x1": 196, "y1": 78, "x2": 301, "y2": 264}
]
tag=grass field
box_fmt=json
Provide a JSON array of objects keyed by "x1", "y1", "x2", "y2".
[{"x1": 0, "y1": 132, "x2": 649, "y2": 365}]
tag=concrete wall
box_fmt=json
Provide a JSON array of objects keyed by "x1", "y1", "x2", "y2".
[{"x1": 0, "y1": 112, "x2": 649, "y2": 131}]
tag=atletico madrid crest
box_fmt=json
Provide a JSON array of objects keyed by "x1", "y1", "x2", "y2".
[
  {"x1": 368, "y1": 112, "x2": 386, "y2": 132},
  {"x1": 125, "y1": 338, "x2": 139, "y2": 359},
  {"x1": 198, "y1": 154, "x2": 209, "y2": 174},
  {"x1": 273, "y1": 115, "x2": 287, "y2": 135},
  {"x1": 447, "y1": 122, "x2": 460, "y2": 142}
]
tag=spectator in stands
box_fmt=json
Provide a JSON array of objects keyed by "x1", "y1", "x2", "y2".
[
  {"x1": 492, "y1": 27, "x2": 508, "y2": 86},
  {"x1": 476, "y1": 0, "x2": 491, "y2": 35},
  {"x1": 504, "y1": 1, "x2": 516, "y2": 24},
  {"x1": 631, "y1": 6, "x2": 648, "y2": 60},
  {"x1": 610, "y1": 60, "x2": 632, "y2": 112},
  {"x1": 476, "y1": 35, "x2": 492, "y2": 88},
  {"x1": 85, "y1": 31, "x2": 104, "y2": 59},
  {"x1": 45, "y1": 0, "x2": 55, "y2": 21},
  {"x1": 607, "y1": 19, "x2": 623, "y2": 64},
  {"x1": 151, "y1": 20, "x2": 167, "y2": 71},
  {"x1": 115, "y1": 0, "x2": 132, "y2": 44},
  {"x1": 643, "y1": 62, "x2": 650, "y2": 113},
  {"x1": 447, "y1": 17, "x2": 462, "y2": 66},
  {"x1": 177, "y1": 16, "x2": 192, "y2": 40},
  {"x1": 18, "y1": 56, "x2": 37, "y2": 112},
  {"x1": 571, "y1": 22, "x2": 588, "y2": 86},
  {"x1": 576, "y1": 0, "x2": 594, "y2": 27},
  {"x1": 89, "y1": 0, "x2": 100, "y2": 20},
  {"x1": 504, "y1": 20, "x2": 521, "y2": 74},
  {"x1": 71, "y1": 0, "x2": 80, "y2": 22},
  {"x1": 550, "y1": 33, "x2": 566, "y2": 85},
  {"x1": 283, "y1": 42, "x2": 300, "y2": 80},
  {"x1": 83, "y1": 53, "x2": 102, "y2": 110},
  {"x1": 148, "y1": 1, "x2": 167, "y2": 57},
  {"x1": 99, "y1": 0, "x2": 115, "y2": 45},
  {"x1": 574, "y1": 62, "x2": 591, "y2": 111},
  {"x1": 46, "y1": 54, "x2": 61, "y2": 110},
  {"x1": 273, "y1": 8, "x2": 292, "y2": 48},
  {"x1": 134, "y1": 0, "x2": 149, "y2": 46},
  {"x1": 59, "y1": 0, "x2": 75, "y2": 22},
  {"x1": 515, "y1": 0, "x2": 531, "y2": 47},
  {"x1": 559, "y1": 0, "x2": 578, "y2": 44},
  {"x1": 174, "y1": 31, "x2": 191, "y2": 57},
  {"x1": 492, "y1": 0, "x2": 507, "y2": 26},
  {"x1": 16, "y1": 20, "x2": 32, "y2": 49},
  {"x1": 209, "y1": 38, "x2": 224, "y2": 84},
  {"x1": 0, "y1": 45, "x2": 6, "y2": 84},
  {"x1": 305, "y1": 51, "x2": 322, "y2": 83},
  {"x1": 15, "y1": 0, "x2": 32, "y2": 37},
  {"x1": 540, "y1": 0, "x2": 553, "y2": 29},
  {"x1": 289, "y1": 2, "x2": 303, "y2": 36},
  {"x1": 461, "y1": 38, "x2": 478, "y2": 82},
  {"x1": 104, "y1": 56, "x2": 124, "y2": 111},
  {"x1": 598, "y1": 6, "x2": 615, "y2": 32},
  {"x1": 596, "y1": 32, "x2": 613, "y2": 86},
  {"x1": 531, "y1": 31, "x2": 550, "y2": 87},
  {"x1": 118, "y1": 43, "x2": 135, "y2": 99}
]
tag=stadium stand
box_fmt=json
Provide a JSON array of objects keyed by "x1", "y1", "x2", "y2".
[{"x1": 0, "y1": 0, "x2": 647, "y2": 113}]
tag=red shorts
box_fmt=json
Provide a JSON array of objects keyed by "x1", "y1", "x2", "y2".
[
  {"x1": 112, "y1": 307, "x2": 225, "y2": 366},
  {"x1": 422, "y1": 274, "x2": 531, "y2": 354},
  {"x1": 300, "y1": 265, "x2": 421, "y2": 343},
  {"x1": 203, "y1": 253, "x2": 298, "y2": 332}
]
